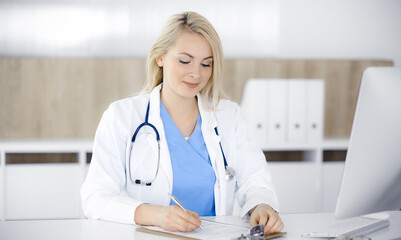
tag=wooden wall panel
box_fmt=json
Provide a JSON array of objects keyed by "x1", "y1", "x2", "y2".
[
  {"x1": 222, "y1": 59, "x2": 393, "y2": 137},
  {"x1": 0, "y1": 58, "x2": 392, "y2": 139},
  {"x1": 0, "y1": 58, "x2": 146, "y2": 138}
]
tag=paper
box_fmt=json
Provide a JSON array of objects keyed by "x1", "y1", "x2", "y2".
[
  {"x1": 137, "y1": 219, "x2": 287, "y2": 240},
  {"x1": 137, "y1": 219, "x2": 249, "y2": 240}
]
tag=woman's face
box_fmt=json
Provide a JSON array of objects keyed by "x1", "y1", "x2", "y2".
[{"x1": 157, "y1": 31, "x2": 213, "y2": 100}]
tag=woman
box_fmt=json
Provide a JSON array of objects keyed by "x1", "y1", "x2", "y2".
[{"x1": 81, "y1": 11, "x2": 284, "y2": 234}]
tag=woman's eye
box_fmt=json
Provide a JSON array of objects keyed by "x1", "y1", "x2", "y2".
[
  {"x1": 202, "y1": 63, "x2": 212, "y2": 67},
  {"x1": 179, "y1": 59, "x2": 190, "y2": 64}
]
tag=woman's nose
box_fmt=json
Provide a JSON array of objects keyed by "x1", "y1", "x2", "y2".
[{"x1": 190, "y1": 66, "x2": 200, "y2": 80}]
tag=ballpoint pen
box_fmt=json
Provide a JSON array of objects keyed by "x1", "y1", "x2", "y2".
[{"x1": 168, "y1": 192, "x2": 205, "y2": 230}]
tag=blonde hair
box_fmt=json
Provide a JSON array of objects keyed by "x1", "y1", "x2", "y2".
[{"x1": 143, "y1": 11, "x2": 225, "y2": 110}]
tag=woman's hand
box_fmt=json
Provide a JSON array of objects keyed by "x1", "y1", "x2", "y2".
[
  {"x1": 135, "y1": 204, "x2": 202, "y2": 232},
  {"x1": 248, "y1": 204, "x2": 284, "y2": 234}
]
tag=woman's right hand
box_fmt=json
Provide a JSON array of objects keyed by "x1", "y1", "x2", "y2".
[
  {"x1": 135, "y1": 204, "x2": 202, "y2": 232},
  {"x1": 156, "y1": 205, "x2": 202, "y2": 232}
]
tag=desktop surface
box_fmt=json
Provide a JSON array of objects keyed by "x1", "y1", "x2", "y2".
[{"x1": 1, "y1": 212, "x2": 400, "y2": 240}]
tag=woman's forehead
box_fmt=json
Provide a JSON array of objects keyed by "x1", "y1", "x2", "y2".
[{"x1": 168, "y1": 31, "x2": 212, "y2": 58}]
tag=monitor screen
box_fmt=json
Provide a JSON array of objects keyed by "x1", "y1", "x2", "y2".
[{"x1": 335, "y1": 66, "x2": 401, "y2": 219}]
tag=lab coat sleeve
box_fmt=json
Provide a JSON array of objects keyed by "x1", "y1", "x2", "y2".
[
  {"x1": 232, "y1": 103, "x2": 280, "y2": 218},
  {"x1": 80, "y1": 105, "x2": 143, "y2": 224}
]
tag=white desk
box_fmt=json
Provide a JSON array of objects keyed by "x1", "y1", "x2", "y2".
[{"x1": 1, "y1": 212, "x2": 400, "y2": 240}]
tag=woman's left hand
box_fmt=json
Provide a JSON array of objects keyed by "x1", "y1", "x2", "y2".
[{"x1": 249, "y1": 203, "x2": 284, "y2": 234}]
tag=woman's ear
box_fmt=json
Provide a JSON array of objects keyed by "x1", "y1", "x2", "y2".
[{"x1": 156, "y1": 56, "x2": 164, "y2": 67}]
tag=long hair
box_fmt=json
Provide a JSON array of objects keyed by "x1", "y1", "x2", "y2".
[{"x1": 143, "y1": 11, "x2": 225, "y2": 109}]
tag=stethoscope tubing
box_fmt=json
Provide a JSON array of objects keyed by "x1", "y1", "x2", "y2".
[{"x1": 129, "y1": 100, "x2": 234, "y2": 185}]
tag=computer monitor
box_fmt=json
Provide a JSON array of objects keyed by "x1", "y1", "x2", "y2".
[{"x1": 335, "y1": 66, "x2": 401, "y2": 219}]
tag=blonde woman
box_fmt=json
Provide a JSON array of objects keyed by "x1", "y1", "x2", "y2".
[{"x1": 81, "y1": 11, "x2": 283, "y2": 234}]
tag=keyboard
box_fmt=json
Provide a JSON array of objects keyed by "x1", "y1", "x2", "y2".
[{"x1": 302, "y1": 216, "x2": 390, "y2": 238}]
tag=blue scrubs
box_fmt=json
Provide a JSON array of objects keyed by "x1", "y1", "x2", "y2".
[{"x1": 160, "y1": 103, "x2": 216, "y2": 216}]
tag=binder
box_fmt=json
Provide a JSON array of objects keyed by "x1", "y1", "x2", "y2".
[
  {"x1": 287, "y1": 79, "x2": 307, "y2": 142},
  {"x1": 266, "y1": 79, "x2": 287, "y2": 143},
  {"x1": 240, "y1": 79, "x2": 268, "y2": 146},
  {"x1": 306, "y1": 79, "x2": 325, "y2": 142}
]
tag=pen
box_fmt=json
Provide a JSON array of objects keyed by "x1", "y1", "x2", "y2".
[{"x1": 168, "y1": 192, "x2": 205, "y2": 230}]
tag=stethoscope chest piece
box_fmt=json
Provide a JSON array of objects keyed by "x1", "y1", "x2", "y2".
[{"x1": 225, "y1": 166, "x2": 235, "y2": 181}]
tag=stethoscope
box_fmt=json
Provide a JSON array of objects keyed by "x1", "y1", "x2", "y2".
[{"x1": 128, "y1": 100, "x2": 235, "y2": 186}]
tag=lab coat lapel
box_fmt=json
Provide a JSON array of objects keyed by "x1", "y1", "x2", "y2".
[
  {"x1": 198, "y1": 94, "x2": 227, "y2": 215},
  {"x1": 148, "y1": 85, "x2": 173, "y2": 192}
]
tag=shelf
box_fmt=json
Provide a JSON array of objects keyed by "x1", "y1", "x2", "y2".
[
  {"x1": 0, "y1": 139, "x2": 93, "y2": 153},
  {"x1": 0, "y1": 138, "x2": 350, "y2": 217},
  {"x1": 321, "y1": 138, "x2": 349, "y2": 150},
  {"x1": 261, "y1": 138, "x2": 349, "y2": 151}
]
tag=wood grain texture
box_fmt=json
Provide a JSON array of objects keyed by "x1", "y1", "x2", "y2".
[
  {"x1": 0, "y1": 58, "x2": 392, "y2": 138},
  {"x1": 222, "y1": 59, "x2": 393, "y2": 137}
]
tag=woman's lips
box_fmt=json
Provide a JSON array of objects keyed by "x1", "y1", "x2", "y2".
[{"x1": 183, "y1": 82, "x2": 198, "y2": 88}]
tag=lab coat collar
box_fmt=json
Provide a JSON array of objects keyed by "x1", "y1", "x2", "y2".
[
  {"x1": 148, "y1": 84, "x2": 173, "y2": 193},
  {"x1": 149, "y1": 84, "x2": 218, "y2": 132},
  {"x1": 197, "y1": 93, "x2": 226, "y2": 215},
  {"x1": 197, "y1": 93, "x2": 218, "y2": 132}
]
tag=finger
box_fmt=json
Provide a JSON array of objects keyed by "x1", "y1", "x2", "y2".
[
  {"x1": 258, "y1": 214, "x2": 269, "y2": 227},
  {"x1": 165, "y1": 206, "x2": 197, "y2": 231},
  {"x1": 175, "y1": 208, "x2": 201, "y2": 229},
  {"x1": 173, "y1": 215, "x2": 200, "y2": 232},
  {"x1": 188, "y1": 209, "x2": 199, "y2": 218},
  {"x1": 270, "y1": 220, "x2": 284, "y2": 233},
  {"x1": 264, "y1": 214, "x2": 278, "y2": 234},
  {"x1": 249, "y1": 212, "x2": 259, "y2": 226}
]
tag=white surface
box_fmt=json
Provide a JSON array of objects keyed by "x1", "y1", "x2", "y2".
[
  {"x1": 0, "y1": 137, "x2": 349, "y2": 219},
  {"x1": 240, "y1": 78, "x2": 325, "y2": 146},
  {"x1": 336, "y1": 67, "x2": 401, "y2": 218},
  {"x1": 287, "y1": 79, "x2": 307, "y2": 142},
  {"x1": 267, "y1": 80, "x2": 287, "y2": 143},
  {"x1": 5, "y1": 164, "x2": 83, "y2": 219},
  {"x1": 1, "y1": 0, "x2": 400, "y2": 66},
  {"x1": 306, "y1": 80, "x2": 325, "y2": 142},
  {"x1": 0, "y1": 212, "x2": 400, "y2": 240},
  {"x1": 322, "y1": 162, "x2": 345, "y2": 213},
  {"x1": 0, "y1": 139, "x2": 92, "y2": 220},
  {"x1": 279, "y1": 0, "x2": 401, "y2": 66},
  {"x1": 240, "y1": 79, "x2": 269, "y2": 145},
  {"x1": 0, "y1": 0, "x2": 279, "y2": 58},
  {"x1": 269, "y1": 162, "x2": 318, "y2": 213},
  {"x1": 0, "y1": 139, "x2": 93, "y2": 153},
  {"x1": 144, "y1": 219, "x2": 249, "y2": 240}
]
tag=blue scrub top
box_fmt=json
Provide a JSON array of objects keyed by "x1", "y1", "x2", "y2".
[{"x1": 160, "y1": 102, "x2": 216, "y2": 216}]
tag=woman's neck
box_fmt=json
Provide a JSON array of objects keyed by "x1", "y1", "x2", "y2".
[
  {"x1": 160, "y1": 89, "x2": 198, "y2": 116},
  {"x1": 160, "y1": 89, "x2": 199, "y2": 137}
]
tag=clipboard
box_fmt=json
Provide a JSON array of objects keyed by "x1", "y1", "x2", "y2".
[
  {"x1": 136, "y1": 227, "x2": 199, "y2": 240},
  {"x1": 136, "y1": 226, "x2": 287, "y2": 239}
]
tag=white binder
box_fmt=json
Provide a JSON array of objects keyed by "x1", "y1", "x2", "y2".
[
  {"x1": 306, "y1": 79, "x2": 325, "y2": 142},
  {"x1": 266, "y1": 80, "x2": 287, "y2": 143},
  {"x1": 287, "y1": 79, "x2": 307, "y2": 142},
  {"x1": 240, "y1": 79, "x2": 268, "y2": 146}
]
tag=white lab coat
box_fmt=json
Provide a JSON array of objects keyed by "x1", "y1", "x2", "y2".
[{"x1": 81, "y1": 85, "x2": 279, "y2": 224}]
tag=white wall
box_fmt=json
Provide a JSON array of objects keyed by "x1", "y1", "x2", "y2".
[
  {"x1": 0, "y1": 0, "x2": 279, "y2": 58},
  {"x1": 0, "y1": 0, "x2": 400, "y2": 65},
  {"x1": 278, "y1": 0, "x2": 401, "y2": 66}
]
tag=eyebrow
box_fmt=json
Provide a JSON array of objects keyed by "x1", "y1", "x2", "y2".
[{"x1": 178, "y1": 52, "x2": 213, "y2": 61}]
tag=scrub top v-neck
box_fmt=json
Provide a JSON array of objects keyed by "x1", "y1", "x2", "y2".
[{"x1": 160, "y1": 102, "x2": 216, "y2": 216}]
